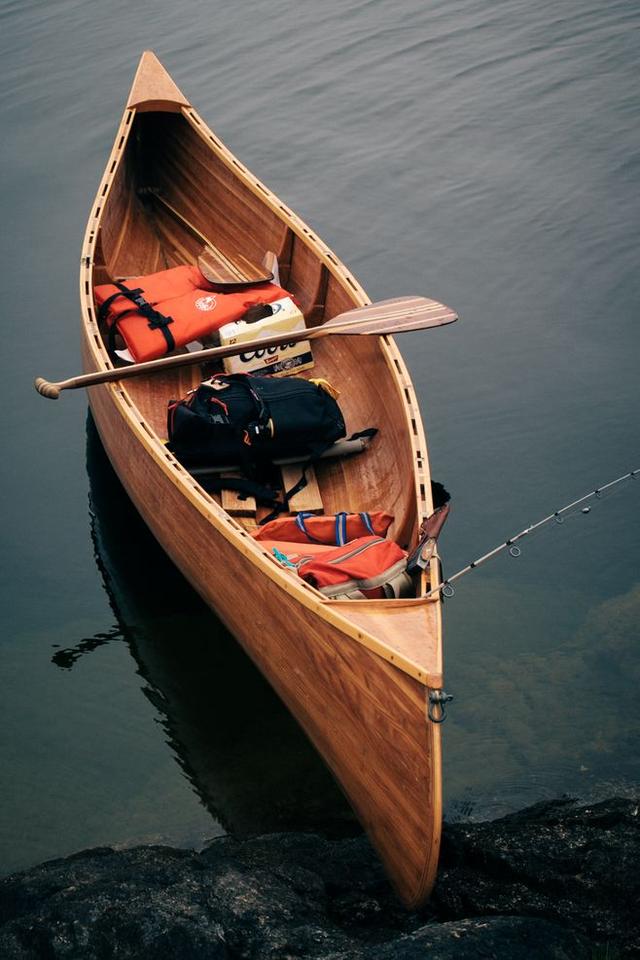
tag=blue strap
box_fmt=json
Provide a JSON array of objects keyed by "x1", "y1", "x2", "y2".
[
  {"x1": 296, "y1": 511, "x2": 371, "y2": 546},
  {"x1": 335, "y1": 512, "x2": 349, "y2": 546},
  {"x1": 295, "y1": 511, "x2": 324, "y2": 543},
  {"x1": 360, "y1": 512, "x2": 375, "y2": 535}
]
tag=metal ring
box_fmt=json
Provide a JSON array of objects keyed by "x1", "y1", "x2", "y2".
[
  {"x1": 554, "y1": 515, "x2": 564, "y2": 524},
  {"x1": 428, "y1": 690, "x2": 453, "y2": 724},
  {"x1": 442, "y1": 583, "x2": 455, "y2": 598},
  {"x1": 509, "y1": 545, "x2": 521, "y2": 558},
  {"x1": 428, "y1": 702, "x2": 447, "y2": 723}
]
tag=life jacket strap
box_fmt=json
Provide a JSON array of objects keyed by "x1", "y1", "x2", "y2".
[{"x1": 99, "y1": 282, "x2": 176, "y2": 355}]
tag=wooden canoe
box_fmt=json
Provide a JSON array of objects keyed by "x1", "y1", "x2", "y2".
[{"x1": 80, "y1": 51, "x2": 447, "y2": 907}]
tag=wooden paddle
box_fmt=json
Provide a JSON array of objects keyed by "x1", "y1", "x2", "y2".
[{"x1": 34, "y1": 295, "x2": 457, "y2": 399}]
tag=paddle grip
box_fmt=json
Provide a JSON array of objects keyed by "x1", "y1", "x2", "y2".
[{"x1": 34, "y1": 378, "x2": 61, "y2": 400}]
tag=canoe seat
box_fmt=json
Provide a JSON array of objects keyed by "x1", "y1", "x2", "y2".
[{"x1": 197, "y1": 246, "x2": 275, "y2": 288}]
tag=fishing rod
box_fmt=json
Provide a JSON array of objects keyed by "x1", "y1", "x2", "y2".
[{"x1": 425, "y1": 468, "x2": 640, "y2": 599}]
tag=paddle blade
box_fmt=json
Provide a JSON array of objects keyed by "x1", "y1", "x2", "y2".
[{"x1": 326, "y1": 296, "x2": 458, "y2": 336}]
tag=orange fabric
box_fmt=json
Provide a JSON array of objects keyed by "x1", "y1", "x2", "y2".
[
  {"x1": 253, "y1": 512, "x2": 394, "y2": 545},
  {"x1": 297, "y1": 536, "x2": 406, "y2": 591},
  {"x1": 94, "y1": 266, "x2": 295, "y2": 363},
  {"x1": 263, "y1": 536, "x2": 404, "y2": 599},
  {"x1": 95, "y1": 265, "x2": 203, "y2": 320}
]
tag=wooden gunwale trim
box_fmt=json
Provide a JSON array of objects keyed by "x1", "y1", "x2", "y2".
[
  {"x1": 79, "y1": 105, "x2": 442, "y2": 687},
  {"x1": 79, "y1": 105, "x2": 136, "y2": 368},
  {"x1": 335, "y1": 596, "x2": 443, "y2": 683},
  {"x1": 379, "y1": 335, "x2": 443, "y2": 599}
]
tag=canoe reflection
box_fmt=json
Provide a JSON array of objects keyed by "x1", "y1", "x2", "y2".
[{"x1": 61, "y1": 413, "x2": 356, "y2": 838}]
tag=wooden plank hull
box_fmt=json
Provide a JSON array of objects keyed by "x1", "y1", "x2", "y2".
[
  {"x1": 79, "y1": 51, "x2": 445, "y2": 907},
  {"x1": 85, "y1": 416, "x2": 357, "y2": 837}
]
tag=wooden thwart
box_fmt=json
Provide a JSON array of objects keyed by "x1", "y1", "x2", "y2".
[
  {"x1": 198, "y1": 246, "x2": 274, "y2": 287},
  {"x1": 220, "y1": 473, "x2": 257, "y2": 517},
  {"x1": 281, "y1": 463, "x2": 323, "y2": 514}
]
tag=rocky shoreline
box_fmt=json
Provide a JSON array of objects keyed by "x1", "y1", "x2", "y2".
[{"x1": 1, "y1": 796, "x2": 638, "y2": 959}]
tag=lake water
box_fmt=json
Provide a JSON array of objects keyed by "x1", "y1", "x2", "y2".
[{"x1": 1, "y1": 0, "x2": 638, "y2": 875}]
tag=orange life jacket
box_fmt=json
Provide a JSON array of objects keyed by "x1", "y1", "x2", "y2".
[
  {"x1": 253, "y1": 511, "x2": 394, "y2": 546},
  {"x1": 94, "y1": 265, "x2": 295, "y2": 363}
]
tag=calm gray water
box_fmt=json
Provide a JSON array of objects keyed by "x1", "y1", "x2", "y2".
[{"x1": 1, "y1": 0, "x2": 638, "y2": 875}]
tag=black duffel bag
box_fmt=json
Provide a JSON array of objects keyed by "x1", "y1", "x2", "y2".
[{"x1": 167, "y1": 373, "x2": 346, "y2": 469}]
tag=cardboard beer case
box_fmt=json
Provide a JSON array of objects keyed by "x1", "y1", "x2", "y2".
[{"x1": 220, "y1": 297, "x2": 314, "y2": 377}]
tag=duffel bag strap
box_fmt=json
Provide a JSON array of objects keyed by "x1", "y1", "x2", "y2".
[
  {"x1": 359, "y1": 512, "x2": 375, "y2": 535},
  {"x1": 295, "y1": 511, "x2": 324, "y2": 543},
  {"x1": 334, "y1": 511, "x2": 376, "y2": 544}
]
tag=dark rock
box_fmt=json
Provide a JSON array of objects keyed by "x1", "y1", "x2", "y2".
[
  {"x1": 435, "y1": 796, "x2": 640, "y2": 956},
  {"x1": 0, "y1": 796, "x2": 637, "y2": 959},
  {"x1": 370, "y1": 917, "x2": 590, "y2": 959}
]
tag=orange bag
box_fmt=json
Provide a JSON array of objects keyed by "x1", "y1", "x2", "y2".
[
  {"x1": 253, "y1": 511, "x2": 394, "y2": 546},
  {"x1": 296, "y1": 535, "x2": 411, "y2": 599},
  {"x1": 94, "y1": 266, "x2": 294, "y2": 362}
]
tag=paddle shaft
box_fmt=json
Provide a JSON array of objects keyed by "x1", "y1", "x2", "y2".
[{"x1": 35, "y1": 295, "x2": 456, "y2": 399}]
